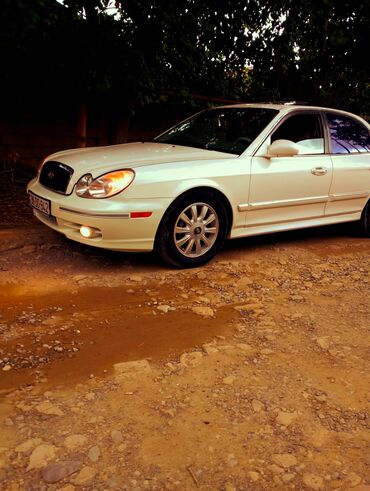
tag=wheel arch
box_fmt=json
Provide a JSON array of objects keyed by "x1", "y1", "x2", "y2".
[
  {"x1": 360, "y1": 196, "x2": 370, "y2": 236},
  {"x1": 154, "y1": 186, "x2": 234, "y2": 243}
]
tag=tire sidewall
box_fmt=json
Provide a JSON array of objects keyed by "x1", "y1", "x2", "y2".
[{"x1": 362, "y1": 200, "x2": 370, "y2": 236}]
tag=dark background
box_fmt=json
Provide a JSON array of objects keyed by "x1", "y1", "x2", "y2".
[{"x1": 1, "y1": 0, "x2": 369, "y2": 169}]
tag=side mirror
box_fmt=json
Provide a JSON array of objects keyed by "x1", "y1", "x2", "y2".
[{"x1": 266, "y1": 139, "x2": 299, "y2": 158}]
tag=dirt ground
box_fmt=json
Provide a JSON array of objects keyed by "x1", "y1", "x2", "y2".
[{"x1": 0, "y1": 187, "x2": 369, "y2": 491}]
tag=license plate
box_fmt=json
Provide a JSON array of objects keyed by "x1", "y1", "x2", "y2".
[{"x1": 28, "y1": 191, "x2": 51, "y2": 216}]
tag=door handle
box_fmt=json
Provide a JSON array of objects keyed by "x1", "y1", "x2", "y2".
[{"x1": 311, "y1": 167, "x2": 328, "y2": 176}]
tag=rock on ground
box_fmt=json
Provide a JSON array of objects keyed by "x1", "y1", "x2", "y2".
[
  {"x1": 27, "y1": 444, "x2": 57, "y2": 470},
  {"x1": 41, "y1": 460, "x2": 83, "y2": 484}
]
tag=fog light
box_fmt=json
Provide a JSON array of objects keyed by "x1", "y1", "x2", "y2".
[{"x1": 80, "y1": 225, "x2": 96, "y2": 238}]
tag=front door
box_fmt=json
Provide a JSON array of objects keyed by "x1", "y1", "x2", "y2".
[{"x1": 246, "y1": 112, "x2": 333, "y2": 229}]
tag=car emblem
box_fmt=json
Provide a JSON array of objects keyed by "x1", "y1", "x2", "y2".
[{"x1": 48, "y1": 171, "x2": 55, "y2": 180}]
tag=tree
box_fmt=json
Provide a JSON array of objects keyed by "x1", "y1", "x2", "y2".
[
  {"x1": 246, "y1": 0, "x2": 370, "y2": 114},
  {"x1": 1, "y1": 0, "x2": 368, "y2": 143}
]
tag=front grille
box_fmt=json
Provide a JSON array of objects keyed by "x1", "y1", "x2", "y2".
[{"x1": 39, "y1": 161, "x2": 74, "y2": 194}]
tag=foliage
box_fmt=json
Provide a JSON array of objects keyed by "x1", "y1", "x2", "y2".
[
  {"x1": 248, "y1": 0, "x2": 370, "y2": 114},
  {"x1": 0, "y1": 0, "x2": 369, "y2": 117}
]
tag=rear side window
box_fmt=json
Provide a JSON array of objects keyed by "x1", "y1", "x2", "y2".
[
  {"x1": 271, "y1": 113, "x2": 324, "y2": 154},
  {"x1": 326, "y1": 113, "x2": 370, "y2": 154}
]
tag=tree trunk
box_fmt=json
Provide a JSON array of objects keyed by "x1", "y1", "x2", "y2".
[
  {"x1": 110, "y1": 110, "x2": 130, "y2": 145},
  {"x1": 77, "y1": 102, "x2": 87, "y2": 147}
]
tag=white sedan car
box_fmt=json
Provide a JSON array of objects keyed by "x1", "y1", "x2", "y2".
[{"x1": 27, "y1": 104, "x2": 370, "y2": 267}]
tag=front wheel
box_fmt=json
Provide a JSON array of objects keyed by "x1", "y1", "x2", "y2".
[{"x1": 156, "y1": 191, "x2": 229, "y2": 268}]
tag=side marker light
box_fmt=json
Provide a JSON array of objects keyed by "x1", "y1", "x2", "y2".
[{"x1": 130, "y1": 212, "x2": 152, "y2": 219}]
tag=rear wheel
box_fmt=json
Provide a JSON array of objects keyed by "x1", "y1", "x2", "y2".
[
  {"x1": 359, "y1": 199, "x2": 370, "y2": 237},
  {"x1": 156, "y1": 191, "x2": 229, "y2": 268}
]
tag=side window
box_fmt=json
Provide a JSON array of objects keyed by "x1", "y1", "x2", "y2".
[
  {"x1": 271, "y1": 113, "x2": 324, "y2": 155},
  {"x1": 326, "y1": 113, "x2": 370, "y2": 154}
]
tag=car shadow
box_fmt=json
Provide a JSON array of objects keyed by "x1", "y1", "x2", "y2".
[
  {"x1": 65, "y1": 221, "x2": 360, "y2": 270},
  {"x1": 220, "y1": 221, "x2": 360, "y2": 258}
]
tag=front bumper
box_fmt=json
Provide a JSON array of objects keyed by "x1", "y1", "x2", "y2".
[{"x1": 27, "y1": 179, "x2": 172, "y2": 252}]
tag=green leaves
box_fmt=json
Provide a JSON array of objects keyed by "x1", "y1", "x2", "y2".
[
  {"x1": 1, "y1": 0, "x2": 368, "y2": 116},
  {"x1": 247, "y1": 0, "x2": 370, "y2": 113}
]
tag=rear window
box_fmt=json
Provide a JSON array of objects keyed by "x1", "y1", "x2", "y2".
[{"x1": 326, "y1": 113, "x2": 370, "y2": 154}]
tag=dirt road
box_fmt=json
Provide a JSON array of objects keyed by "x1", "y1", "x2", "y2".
[{"x1": 0, "y1": 194, "x2": 369, "y2": 490}]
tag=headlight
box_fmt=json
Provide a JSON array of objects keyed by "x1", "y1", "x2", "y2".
[{"x1": 75, "y1": 169, "x2": 135, "y2": 198}]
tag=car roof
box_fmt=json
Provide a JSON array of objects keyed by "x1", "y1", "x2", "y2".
[
  {"x1": 213, "y1": 103, "x2": 363, "y2": 119},
  {"x1": 216, "y1": 103, "x2": 287, "y2": 110}
]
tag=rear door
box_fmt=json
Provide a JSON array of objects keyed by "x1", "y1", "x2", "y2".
[{"x1": 324, "y1": 112, "x2": 370, "y2": 218}]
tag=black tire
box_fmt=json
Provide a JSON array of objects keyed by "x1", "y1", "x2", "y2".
[
  {"x1": 359, "y1": 199, "x2": 370, "y2": 237},
  {"x1": 155, "y1": 190, "x2": 229, "y2": 268}
]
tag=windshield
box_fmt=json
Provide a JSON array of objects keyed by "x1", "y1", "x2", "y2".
[{"x1": 155, "y1": 107, "x2": 278, "y2": 155}]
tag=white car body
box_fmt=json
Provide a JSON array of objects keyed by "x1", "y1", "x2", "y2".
[{"x1": 27, "y1": 103, "x2": 370, "y2": 265}]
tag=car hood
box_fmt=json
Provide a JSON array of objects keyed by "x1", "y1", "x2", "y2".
[{"x1": 45, "y1": 142, "x2": 237, "y2": 175}]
